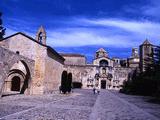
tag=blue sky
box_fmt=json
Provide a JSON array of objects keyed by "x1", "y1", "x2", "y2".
[{"x1": 0, "y1": 0, "x2": 160, "y2": 63}]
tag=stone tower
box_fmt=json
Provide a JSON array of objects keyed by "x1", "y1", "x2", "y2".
[
  {"x1": 36, "y1": 26, "x2": 46, "y2": 45},
  {"x1": 139, "y1": 39, "x2": 153, "y2": 72},
  {"x1": 131, "y1": 48, "x2": 139, "y2": 58},
  {"x1": 127, "y1": 48, "x2": 139, "y2": 68}
]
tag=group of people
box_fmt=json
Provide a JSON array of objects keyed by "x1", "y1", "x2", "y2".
[{"x1": 93, "y1": 86, "x2": 100, "y2": 94}]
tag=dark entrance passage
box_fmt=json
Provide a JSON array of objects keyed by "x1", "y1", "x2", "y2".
[
  {"x1": 101, "y1": 80, "x2": 106, "y2": 89},
  {"x1": 11, "y1": 76, "x2": 21, "y2": 91}
]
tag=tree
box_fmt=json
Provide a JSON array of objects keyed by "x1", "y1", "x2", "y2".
[
  {"x1": 0, "y1": 12, "x2": 6, "y2": 39},
  {"x1": 121, "y1": 45, "x2": 160, "y2": 97},
  {"x1": 153, "y1": 45, "x2": 160, "y2": 99}
]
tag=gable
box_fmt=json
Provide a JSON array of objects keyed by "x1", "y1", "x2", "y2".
[{"x1": 1, "y1": 32, "x2": 64, "y2": 61}]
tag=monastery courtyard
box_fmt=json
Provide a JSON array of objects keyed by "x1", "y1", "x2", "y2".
[{"x1": 0, "y1": 89, "x2": 159, "y2": 120}]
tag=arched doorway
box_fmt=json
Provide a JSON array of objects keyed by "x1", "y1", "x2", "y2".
[
  {"x1": 3, "y1": 60, "x2": 31, "y2": 95},
  {"x1": 67, "y1": 73, "x2": 72, "y2": 93},
  {"x1": 101, "y1": 80, "x2": 106, "y2": 89},
  {"x1": 11, "y1": 76, "x2": 21, "y2": 91}
]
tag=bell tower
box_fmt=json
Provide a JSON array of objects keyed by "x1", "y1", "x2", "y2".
[
  {"x1": 139, "y1": 39, "x2": 153, "y2": 72},
  {"x1": 36, "y1": 26, "x2": 46, "y2": 45}
]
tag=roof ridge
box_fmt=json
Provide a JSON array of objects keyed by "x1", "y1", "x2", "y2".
[
  {"x1": 1, "y1": 32, "x2": 65, "y2": 61},
  {"x1": 60, "y1": 53, "x2": 85, "y2": 57},
  {"x1": 96, "y1": 48, "x2": 107, "y2": 52}
]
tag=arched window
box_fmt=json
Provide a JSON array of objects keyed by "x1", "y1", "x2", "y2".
[{"x1": 99, "y1": 60, "x2": 108, "y2": 67}]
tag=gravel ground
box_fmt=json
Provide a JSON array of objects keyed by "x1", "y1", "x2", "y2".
[
  {"x1": 89, "y1": 90, "x2": 159, "y2": 120},
  {"x1": 110, "y1": 90, "x2": 160, "y2": 119},
  {"x1": 0, "y1": 89, "x2": 160, "y2": 120}
]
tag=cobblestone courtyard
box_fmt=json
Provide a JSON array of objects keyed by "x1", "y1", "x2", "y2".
[{"x1": 0, "y1": 89, "x2": 160, "y2": 120}]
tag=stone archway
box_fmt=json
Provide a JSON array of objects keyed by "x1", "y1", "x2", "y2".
[
  {"x1": 101, "y1": 80, "x2": 106, "y2": 89},
  {"x1": 11, "y1": 76, "x2": 21, "y2": 91},
  {"x1": 3, "y1": 60, "x2": 31, "y2": 95}
]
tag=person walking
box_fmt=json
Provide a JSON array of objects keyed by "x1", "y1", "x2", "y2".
[{"x1": 93, "y1": 87, "x2": 96, "y2": 94}]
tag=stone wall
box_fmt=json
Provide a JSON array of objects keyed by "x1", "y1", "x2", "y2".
[
  {"x1": 31, "y1": 43, "x2": 47, "y2": 94},
  {"x1": 64, "y1": 64, "x2": 97, "y2": 88},
  {"x1": 0, "y1": 33, "x2": 47, "y2": 94},
  {"x1": 43, "y1": 50, "x2": 64, "y2": 94},
  {"x1": 0, "y1": 34, "x2": 37, "y2": 60},
  {"x1": 113, "y1": 67, "x2": 134, "y2": 87},
  {"x1": 0, "y1": 33, "x2": 64, "y2": 95},
  {"x1": 0, "y1": 46, "x2": 35, "y2": 97}
]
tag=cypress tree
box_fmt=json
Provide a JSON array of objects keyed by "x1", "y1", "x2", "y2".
[{"x1": 0, "y1": 12, "x2": 6, "y2": 39}]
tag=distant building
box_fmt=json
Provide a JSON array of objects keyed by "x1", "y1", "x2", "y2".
[
  {"x1": 127, "y1": 48, "x2": 140, "y2": 68},
  {"x1": 62, "y1": 47, "x2": 134, "y2": 90},
  {"x1": 0, "y1": 26, "x2": 155, "y2": 97},
  {"x1": 139, "y1": 39, "x2": 154, "y2": 72}
]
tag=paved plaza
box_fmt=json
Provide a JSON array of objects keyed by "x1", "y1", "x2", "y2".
[{"x1": 0, "y1": 89, "x2": 160, "y2": 120}]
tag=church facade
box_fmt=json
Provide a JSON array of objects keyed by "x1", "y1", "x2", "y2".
[
  {"x1": 0, "y1": 26, "x2": 65, "y2": 96},
  {"x1": 0, "y1": 26, "x2": 154, "y2": 97},
  {"x1": 62, "y1": 48, "x2": 134, "y2": 90},
  {"x1": 62, "y1": 40, "x2": 154, "y2": 90}
]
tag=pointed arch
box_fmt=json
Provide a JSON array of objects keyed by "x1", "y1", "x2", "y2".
[{"x1": 3, "y1": 60, "x2": 31, "y2": 95}]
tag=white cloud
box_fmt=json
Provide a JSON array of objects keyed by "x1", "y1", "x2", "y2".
[
  {"x1": 5, "y1": 17, "x2": 160, "y2": 48},
  {"x1": 47, "y1": 30, "x2": 135, "y2": 47},
  {"x1": 5, "y1": 27, "x2": 35, "y2": 38},
  {"x1": 83, "y1": 18, "x2": 160, "y2": 36},
  {"x1": 46, "y1": 18, "x2": 160, "y2": 48},
  {"x1": 142, "y1": 0, "x2": 160, "y2": 18}
]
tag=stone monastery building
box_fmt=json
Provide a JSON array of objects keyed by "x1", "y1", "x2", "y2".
[{"x1": 0, "y1": 26, "x2": 154, "y2": 97}]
